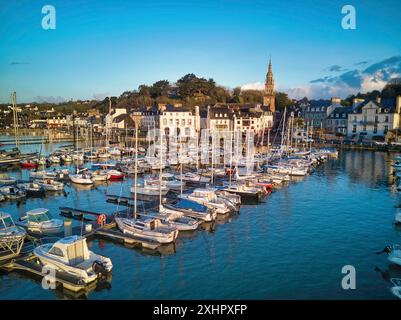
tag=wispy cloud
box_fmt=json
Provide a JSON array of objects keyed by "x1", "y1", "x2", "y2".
[
  {"x1": 9, "y1": 61, "x2": 29, "y2": 65},
  {"x1": 324, "y1": 65, "x2": 345, "y2": 72},
  {"x1": 355, "y1": 60, "x2": 369, "y2": 66},
  {"x1": 284, "y1": 56, "x2": 401, "y2": 99}
]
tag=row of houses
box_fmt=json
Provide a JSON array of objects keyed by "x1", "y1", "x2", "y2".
[
  {"x1": 107, "y1": 103, "x2": 274, "y2": 136},
  {"x1": 302, "y1": 96, "x2": 401, "y2": 140}
]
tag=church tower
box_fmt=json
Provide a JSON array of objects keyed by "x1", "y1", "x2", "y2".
[{"x1": 263, "y1": 58, "x2": 275, "y2": 113}]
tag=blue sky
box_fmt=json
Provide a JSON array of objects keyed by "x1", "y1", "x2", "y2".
[{"x1": 0, "y1": 0, "x2": 400, "y2": 103}]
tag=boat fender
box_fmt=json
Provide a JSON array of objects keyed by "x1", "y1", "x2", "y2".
[{"x1": 97, "y1": 214, "x2": 107, "y2": 226}]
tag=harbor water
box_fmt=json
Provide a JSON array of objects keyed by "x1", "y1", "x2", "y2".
[{"x1": 0, "y1": 141, "x2": 400, "y2": 299}]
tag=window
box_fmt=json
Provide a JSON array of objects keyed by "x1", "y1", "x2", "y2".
[
  {"x1": 385, "y1": 116, "x2": 389, "y2": 123},
  {"x1": 375, "y1": 116, "x2": 378, "y2": 123},
  {"x1": 181, "y1": 119, "x2": 185, "y2": 126},
  {"x1": 384, "y1": 125, "x2": 389, "y2": 134},
  {"x1": 373, "y1": 125, "x2": 378, "y2": 133},
  {"x1": 163, "y1": 119, "x2": 167, "y2": 125},
  {"x1": 188, "y1": 119, "x2": 192, "y2": 125},
  {"x1": 169, "y1": 119, "x2": 173, "y2": 125},
  {"x1": 352, "y1": 125, "x2": 356, "y2": 133},
  {"x1": 49, "y1": 247, "x2": 64, "y2": 257},
  {"x1": 354, "y1": 116, "x2": 357, "y2": 122},
  {"x1": 363, "y1": 125, "x2": 366, "y2": 131}
]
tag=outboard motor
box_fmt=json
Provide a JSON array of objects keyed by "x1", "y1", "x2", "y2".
[
  {"x1": 92, "y1": 260, "x2": 108, "y2": 277},
  {"x1": 376, "y1": 246, "x2": 392, "y2": 255}
]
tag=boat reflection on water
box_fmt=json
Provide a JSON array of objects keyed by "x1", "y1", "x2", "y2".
[{"x1": 55, "y1": 275, "x2": 113, "y2": 300}]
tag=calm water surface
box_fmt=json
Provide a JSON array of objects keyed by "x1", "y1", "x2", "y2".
[{"x1": 0, "y1": 144, "x2": 400, "y2": 299}]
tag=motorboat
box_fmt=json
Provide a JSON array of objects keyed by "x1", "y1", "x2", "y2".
[
  {"x1": 160, "y1": 198, "x2": 217, "y2": 222},
  {"x1": 19, "y1": 208, "x2": 63, "y2": 234},
  {"x1": 179, "y1": 188, "x2": 233, "y2": 214},
  {"x1": 20, "y1": 160, "x2": 37, "y2": 169},
  {"x1": 33, "y1": 235, "x2": 113, "y2": 284},
  {"x1": 130, "y1": 178, "x2": 169, "y2": 196},
  {"x1": 35, "y1": 179, "x2": 65, "y2": 191},
  {"x1": 91, "y1": 170, "x2": 109, "y2": 181},
  {"x1": 175, "y1": 172, "x2": 210, "y2": 184},
  {"x1": 0, "y1": 173, "x2": 16, "y2": 185},
  {"x1": 17, "y1": 182, "x2": 46, "y2": 197},
  {"x1": 115, "y1": 216, "x2": 179, "y2": 244},
  {"x1": 161, "y1": 173, "x2": 184, "y2": 190},
  {"x1": 0, "y1": 212, "x2": 26, "y2": 262},
  {"x1": 0, "y1": 186, "x2": 26, "y2": 200},
  {"x1": 107, "y1": 170, "x2": 124, "y2": 180},
  {"x1": 222, "y1": 184, "x2": 263, "y2": 202}
]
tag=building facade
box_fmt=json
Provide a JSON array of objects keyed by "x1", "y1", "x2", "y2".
[
  {"x1": 347, "y1": 96, "x2": 401, "y2": 139},
  {"x1": 159, "y1": 105, "x2": 200, "y2": 137}
]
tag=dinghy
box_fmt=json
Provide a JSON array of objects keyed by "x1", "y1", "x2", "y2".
[{"x1": 33, "y1": 235, "x2": 113, "y2": 284}]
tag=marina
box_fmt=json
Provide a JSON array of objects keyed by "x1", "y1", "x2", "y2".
[{"x1": 0, "y1": 134, "x2": 400, "y2": 299}]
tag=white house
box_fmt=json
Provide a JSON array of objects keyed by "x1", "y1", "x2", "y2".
[
  {"x1": 347, "y1": 96, "x2": 401, "y2": 139},
  {"x1": 159, "y1": 105, "x2": 200, "y2": 137}
]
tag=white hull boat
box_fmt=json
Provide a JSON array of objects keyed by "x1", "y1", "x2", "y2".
[
  {"x1": 34, "y1": 235, "x2": 112, "y2": 284},
  {"x1": 19, "y1": 208, "x2": 63, "y2": 234},
  {"x1": 70, "y1": 174, "x2": 93, "y2": 185},
  {"x1": 115, "y1": 216, "x2": 178, "y2": 244}
]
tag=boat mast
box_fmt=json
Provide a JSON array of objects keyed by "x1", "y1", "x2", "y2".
[
  {"x1": 11, "y1": 92, "x2": 20, "y2": 151},
  {"x1": 159, "y1": 130, "x2": 163, "y2": 208},
  {"x1": 180, "y1": 132, "x2": 183, "y2": 196},
  {"x1": 280, "y1": 107, "x2": 287, "y2": 160},
  {"x1": 134, "y1": 122, "x2": 138, "y2": 218}
]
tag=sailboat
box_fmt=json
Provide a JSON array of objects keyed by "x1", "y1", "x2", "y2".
[{"x1": 116, "y1": 123, "x2": 179, "y2": 243}]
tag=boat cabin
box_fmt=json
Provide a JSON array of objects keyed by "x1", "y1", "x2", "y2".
[
  {"x1": 192, "y1": 188, "x2": 218, "y2": 201},
  {"x1": 46, "y1": 236, "x2": 90, "y2": 266},
  {"x1": 0, "y1": 212, "x2": 16, "y2": 231},
  {"x1": 25, "y1": 208, "x2": 53, "y2": 223}
]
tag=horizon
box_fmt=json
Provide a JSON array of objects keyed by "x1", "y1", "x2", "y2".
[{"x1": 1, "y1": 0, "x2": 401, "y2": 104}]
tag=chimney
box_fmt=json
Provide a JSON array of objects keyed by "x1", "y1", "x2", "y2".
[{"x1": 376, "y1": 96, "x2": 382, "y2": 104}]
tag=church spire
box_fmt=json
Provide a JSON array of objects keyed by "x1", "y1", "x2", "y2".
[{"x1": 263, "y1": 57, "x2": 275, "y2": 113}]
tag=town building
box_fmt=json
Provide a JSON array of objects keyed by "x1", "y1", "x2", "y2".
[
  {"x1": 159, "y1": 105, "x2": 200, "y2": 136},
  {"x1": 347, "y1": 96, "x2": 401, "y2": 139},
  {"x1": 302, "y1": 99, "x2": 332, "y2": 128}
]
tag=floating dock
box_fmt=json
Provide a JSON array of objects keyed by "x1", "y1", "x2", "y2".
[{"x1": 1, "y1": 254, "x2": 88, "y2": 292}]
